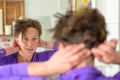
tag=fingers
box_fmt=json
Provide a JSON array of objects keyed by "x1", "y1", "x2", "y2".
[
  {"x1": 10, "y1": 39, "x2": 20, "y2": 52},
  {"x1": 104, "y1": 39, "x2": 117, "y2": 50},
  {"x1": 49, "y1": 43, "x2": 92, "y2": 73},
  {"x1": 92, "y1": 39, "x2": 117, "y2": 57},
  {"x1": 110, "y1": 39, "x2": 117, "y2": 44},
  {"x1": 68, "y1": 48, "x2": 91, "y2": 66},
  {"x1": 93, "y1": 44, "x2": 110, "y2": 56},
  {"x1": 11, "y1": 39, "x2": 18, "y2": 45},
  {"x1": 61, "y1": 43, "x2": 86, "y2": 57},
  {"x1": 109, "y1": 39, "x2": 117, "y2": 49},
  {"x1": 55, "y1": 43, "x2": 91, "y2": 69},
  {"x1": 92, "y1": 47, "x2": 109, "y2": 62},
  {"x1": 78, "y1": 49, "x2": 91, "y2": 59},
  {"x1": 91, "y1": 39, "x2": 118, "y2": 63}
]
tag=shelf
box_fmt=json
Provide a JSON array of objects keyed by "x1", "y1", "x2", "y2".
[{"x1": 0, "y1": 0, "x2": 24, "y2": 36}]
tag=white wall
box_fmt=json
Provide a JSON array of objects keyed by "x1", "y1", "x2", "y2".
[
  {"x1": 24, "y1": 0, "x2": 69, "y2": 41},
  {"x1": 25, "y1": 0, "x2": 58, "y2": 41},
  {"x1": 95, "y1": 0, "x2": 120, "y2": 76},
  {"x1": 25, "y1": 0, "x2": 58, "y2": 18},
  {"x1": 96, "y1": 0, "x2": 119, "y2": 44}
]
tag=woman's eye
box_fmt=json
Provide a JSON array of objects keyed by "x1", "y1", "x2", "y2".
[
  {"x1": 32, "y1": 38, "x2": 37, "y2": 40},
  {"x1": 23, "y1": 38, "x2": 28, "y2": 41}
]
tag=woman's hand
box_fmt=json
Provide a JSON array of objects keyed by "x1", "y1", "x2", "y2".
[
  {"x1": 46, "y1": 43, "x2": 91, "y2": 74},
  {"x1": 38, "y1": 39, "x2": 54, "y2": 49},
  {"x1": 5, "y1": 39, "x2": 20, "y2": 56},
  {"x1": 91, "y1": 39, "x2": 120, "y2": 64},
  {"x1": 28, "y1": 43, "x2": 91, "y2": 76}
]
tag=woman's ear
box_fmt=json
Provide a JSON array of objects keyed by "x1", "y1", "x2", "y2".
[{"x1": 59, "y1": 43, "x2": 65, "y2": 50}]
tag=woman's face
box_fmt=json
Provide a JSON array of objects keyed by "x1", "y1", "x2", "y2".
[{"x1": 16, "y1": 27, "x2": 40, "y2": 55}]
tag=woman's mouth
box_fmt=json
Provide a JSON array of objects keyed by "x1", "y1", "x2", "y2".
[{"x1": 26, "y1": 48, "x2": 34, "y2": 51}]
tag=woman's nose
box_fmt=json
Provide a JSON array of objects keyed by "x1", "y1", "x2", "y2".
[{"x1": 27, "y1": 40, "x2": 33, "y2": 46}]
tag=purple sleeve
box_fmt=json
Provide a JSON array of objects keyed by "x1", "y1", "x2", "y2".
[
  {"x1": 34, "y1": 50, "x2": 56, "y2": 62},
  {"x1": 0, "y1": 48, "x2": 6, "y2": 59},
  {"x1": 59, "y1": 66, "x2": 120, "y2": 80},
  {"x1": 0, "y1": 63, "x2": 28, "y2": 77},
  {"x1": 0, "y1": 76, "x2": 50, "y2": 80},
  {"x1": 0, "y1": 63, "x2": 52, "y2": 80},
  {"x1": 53, "y1": 42, "x2": 58, "y2": 50}
]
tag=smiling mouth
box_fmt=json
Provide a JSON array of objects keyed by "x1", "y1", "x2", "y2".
[{"x1": 26, "y1": 48, "x2": 34, "y2": 51}]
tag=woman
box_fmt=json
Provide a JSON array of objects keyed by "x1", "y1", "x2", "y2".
[
  {"x1": 1, "y1": 7, "x2": 120, "y2": 80},
  {"x1": 0, "y1": 18, "x2": 90, "y2": 79},
  {"x1": 0, "y1": 18, "x2": 56, "y2": 65},
  {"x1": 53, "y1": 7, "x2": 120, "y2": 80}
]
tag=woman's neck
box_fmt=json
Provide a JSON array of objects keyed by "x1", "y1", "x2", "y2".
[
  {"x1": 18, "y1": 51, "x2": 33, "y2": 63},
  {"x1": 77, "y1": 56, "x2": 94, "y2": 68}
]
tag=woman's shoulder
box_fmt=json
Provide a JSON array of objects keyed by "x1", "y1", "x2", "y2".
[
  {"x1": 33, "y1": 49, "x2": 57, "y2": 61},
  {"x1": 6, "y1": 52, "x2": 18, "y2": 58},
  {"x1": 0, "y1": 52, "x2": 18, "y2": 66}
]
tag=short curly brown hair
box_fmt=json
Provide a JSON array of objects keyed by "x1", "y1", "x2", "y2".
[
  {"x1": 13, "y1": 18, "x2": 42, "y2": 38},
  {"x1": 53, "y1": 7, "x2": 107, "y2": 49}
]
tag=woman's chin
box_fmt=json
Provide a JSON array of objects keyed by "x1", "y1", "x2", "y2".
[{"x1": 26, "y1": 50, "x2": 34, "y2": 54}]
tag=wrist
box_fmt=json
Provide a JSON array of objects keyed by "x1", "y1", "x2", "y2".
[
  {"x1": 5, "y1": 46, "x2": 13, "y2": 56},
  {"x1": 45, "y1": 61, "x2": 57, "y2": 75},
  {"x1": 28, "y1": 61, "x2": 56, "y2": 76}
]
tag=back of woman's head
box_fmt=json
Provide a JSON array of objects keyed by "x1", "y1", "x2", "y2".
[
  {"x1": 53, "y1": 7, "x2": 107, "y2": 49},
  {"x1": 13, "y1": 18, "x2": 42, "y2": 37}
]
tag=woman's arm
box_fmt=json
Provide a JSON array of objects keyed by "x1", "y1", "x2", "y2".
[
  {"x1": 28, "y1": 43, "x2": 90, "y2": 76},
  {"x1": 0, "y1": 39, "x2": 20, "y2": 59},
  {"x1": 0, "y1": 77, "x2": 48, "y2": 80},
  {"x1": 39, "y1": 39, "x2": 55, "y2": 49},
  {"x1": 0, "y1": 43, "x2": 90, "y2": 77}
]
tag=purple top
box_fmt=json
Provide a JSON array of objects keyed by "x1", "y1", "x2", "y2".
[
  {"x1": 0, "y1": 63, "x2": 50, "y2": 80},
  {"x1": 0, "y1": 64, "x2": 120, "y2": 80},
  {"x1": 59, "y1": 66, "x2": 120, "y2": 80},
  {"x1": 53, "y1": 42, "x2": 58, "y2": 50},
  {"x1": 0, "y1": 77, "x2": 49, "y2": 80},
  {"x1": 0, "y1": 48, "x2": 56, "y2": 66},
  {"x1": 1, "y1": 48, "x2": 120, "y2": 80},
  {"x1": 0, "y1": 48, "x2": 6, "y2": 60}
]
